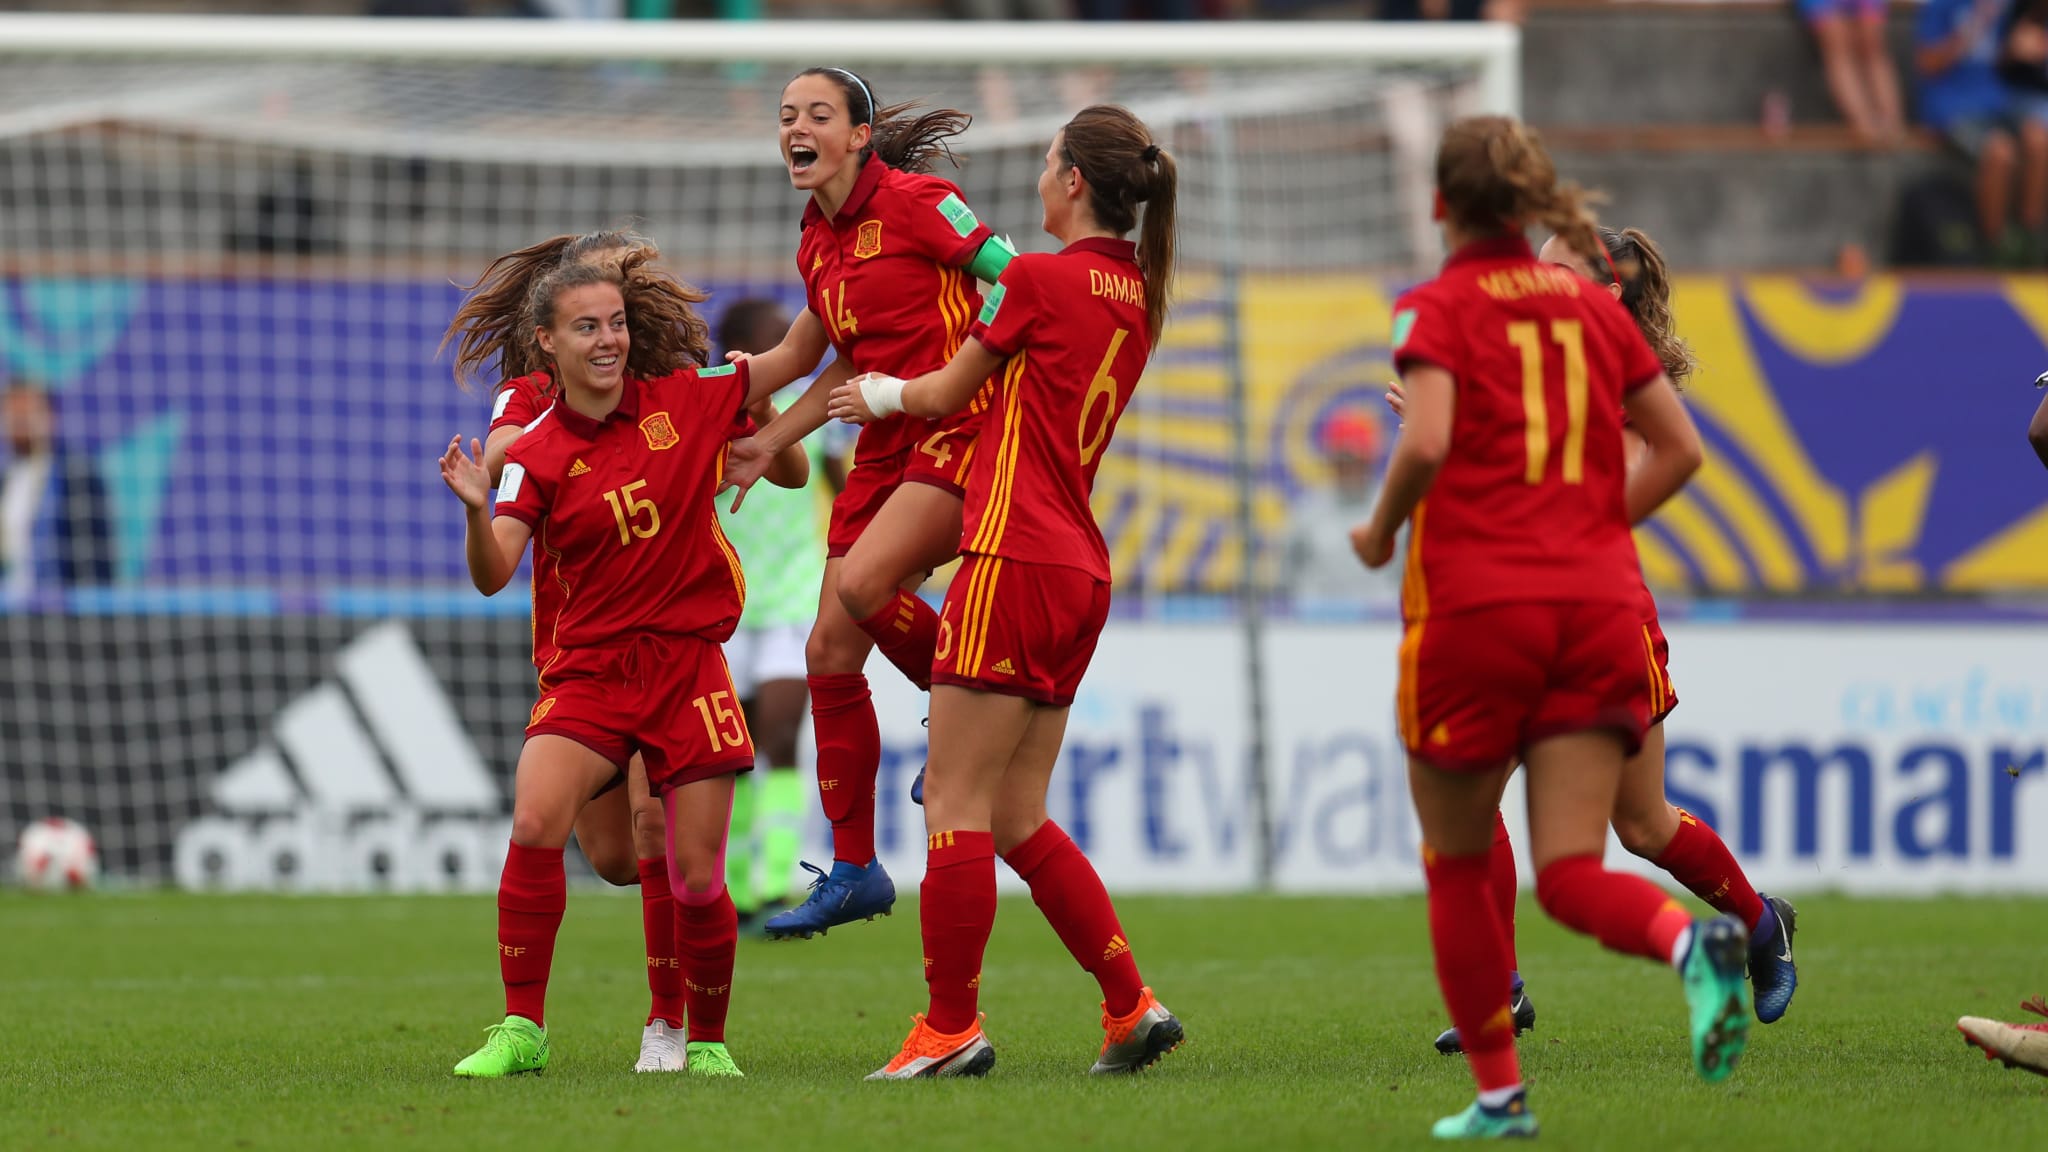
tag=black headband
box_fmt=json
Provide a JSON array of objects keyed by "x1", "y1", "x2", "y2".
[{"x1": 823, "y1": 67, "x2": 876, "y2": 128}]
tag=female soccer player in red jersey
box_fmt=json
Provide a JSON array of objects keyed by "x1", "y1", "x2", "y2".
[
  {"x1": 1351, "y1": 116, "x2": 1740, "y2": 1138},
  {"x1": 1418, "y1": 225, "x2": 1798, "y2": 1058},
  {"x1": 438, "y1": 251, "x2": 788, "y2": 1080},
  {"x1": 443, "y1": 229, "x2": 804, "y2": 1073},
  {"x1": 720, "y1": 67, "x2": 1023, "y2": 941},
  {"x1": 830, "y1": 105, "x2": 1183, "y2": 1080}
]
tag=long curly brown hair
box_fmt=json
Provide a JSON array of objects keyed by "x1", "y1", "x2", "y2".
[{"x1": 440, "y1": 227, "x2": 658, "y2": 390}]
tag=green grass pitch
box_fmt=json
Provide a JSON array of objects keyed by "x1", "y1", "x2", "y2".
[{"x1": 3, "y1": 890, "x2": 2044, "y2": 1150}]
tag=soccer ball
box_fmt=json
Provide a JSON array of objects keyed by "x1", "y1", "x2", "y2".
[{"x1": 15, "y1": 817, "x2": 100, "y2": 891}]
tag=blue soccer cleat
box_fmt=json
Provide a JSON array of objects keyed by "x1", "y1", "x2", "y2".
[
  {"x1": 1435, "y1": 975, "x2": 1534, "y2": 1056},
  {"x1": 762, "y1": 858, "x2": 896, "y2": 940},
  {"x1": 1747, "y1": 894, "x2": 1798, "y2": 1024},
  {"x1": 1431, "y1": 1091, "x2": 1538, "y2": 1141},
  {"x1": 1681, "y1": 914, "x2": 1752, "y2": 1083}
]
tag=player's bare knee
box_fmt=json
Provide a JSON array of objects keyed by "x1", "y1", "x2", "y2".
[
  {"x1": 834, "y1": 560, "x2": 892, "y2": 622},
  {"x1": 508, "y1": 808, "x2": 560, "y2": 849},
  {"x1": 991, "y1": 808, "x2": 1048, "y2": 857},
  {"x1": 1613, "y1": 811, "x2": 1673, "y2": 860},
  {"x1": 1983, "y1": 133, "x2": 2017, "y2": 172},
  {"x1": 673, "y1": 853, "x2": 722, "y2": 896},
  {"x1": 806, "y1": 622, "x2": 867, "y2": 674}
]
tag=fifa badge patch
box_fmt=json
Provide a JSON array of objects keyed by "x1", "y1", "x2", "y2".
[
  {"x1": 937, "y1": 193, "x2": 979, "y2": 238},
  {"x1": 855, "y1": 219, "x2": 885, "y2": 259},
  {"x1": 1391, "y1": 307, "x2": 1417, "y2": 350},
  {"x1": 978, "y1": 283, "x2": 1006, "y2": 326},
  {"x1": 496, "y1": 462, "x2": 526, "y2": 503},
  {"x1": 640, "y1": 411, "x2": 680, "y2": 451}
]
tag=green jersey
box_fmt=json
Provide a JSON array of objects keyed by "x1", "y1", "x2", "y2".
[{"x1": 719, "y1": 385, "x2": 832, "y2": 629}]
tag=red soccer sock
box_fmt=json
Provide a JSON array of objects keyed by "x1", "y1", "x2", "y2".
[
  {"x1": 1003, "y1": 821, "x2": 1145, "y2": 1018},
  {"x1": 637, "y1": 857, "x2": 684, "y2": 1029},
  {"x1": 1536, "y1": 854, "x2": 1690, "y2": 965},
  {"x1": 497, "y1": 842, "x2": 566, "y2": 1028},
  {"x1": 922, "y1": 830, "x2": 997, "y2": 1035},
  {"x1": 675, "y1": 888, "x2": 738, "y2": 1043},
  {"x1": 1652, "y1": 808, "x2": 1767, "y2": 932},
  {"x1": 855, "y1": 590, "x2": 941, "y2": 693},
  {"x1": 1424, "y1": 847, "x2": 1520, "y2": 1092},
  {"x1": 809, "y1": 672, "x2": 881, "y2": 865},
  {"x1": 1488, "y1": 811, "x2": 1519, "y2": 975}
]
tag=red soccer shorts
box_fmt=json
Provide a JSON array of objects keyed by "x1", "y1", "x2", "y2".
[
  {"x1": 1641, "y1": 613, "x2": 1678, "y2": 726},
  {"x1": 932, "y1": 553, "x2": 1111, "y2": 706},
  {"x1": 900, "y1": 415, "x2": 978, "y2": 499},
  {"x1": 527, "y1": 634, "x2": 755, "y2": 795},
  {"x1": 827, "y1": 446, "x2": 906, "y2": 558},
  {"x1": 1397, "y1": 600, "x2": 1651, "y2": 772}
]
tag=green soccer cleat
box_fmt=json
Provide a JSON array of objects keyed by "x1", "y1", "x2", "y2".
[
  {"x1": 686, "y1": 1041, "x2": 744, "y2": 1078},
  {"x1": 1431, "y1": 1094, "x2": 1539, "y2": 1140},
  {"x1": 1680, "y1": 915, "x2": 1753, "y2": 1083},
  {"x1": 452, "y1": 1015, "x2": 549, "y2": 1078}
]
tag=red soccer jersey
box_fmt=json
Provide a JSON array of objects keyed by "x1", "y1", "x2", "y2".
[
  {"x1": 1391, "y1": 235, "x2": 1665, "y2": 617},
  {"x1": 491, "y1": 372, "x2": 554, "y2": 435},
  {"x1": 489, "y1": 369, "x2": 756, "y2": 675},
  {"x1": 493, "y1": 363, "x2": 751, "y2": 681},
  {"x1": 961, "y1": 238, "x2": 1151, "y2": 581},
  {"x1": 798, "y1": 159, "x2": 995, "y2": 460}
]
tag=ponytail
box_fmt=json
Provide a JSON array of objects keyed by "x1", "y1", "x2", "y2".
[
  {"x1": 796, "y1": 67, "x2": 971, "y2": 175},
  {"x1": 1059, "y1": 104, "x2": 1178, "y2": 341},
  {"x1": 1437, "y1": 115, "x2": 1604, "y2": 269}
]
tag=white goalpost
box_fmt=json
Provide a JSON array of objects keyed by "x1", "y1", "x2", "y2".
[{"x1": 0, "y1": 14, "x2": 1517, "y2": 889}]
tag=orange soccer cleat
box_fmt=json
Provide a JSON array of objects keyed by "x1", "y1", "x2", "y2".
[
  {"x1": 1958, "y1": 995, "x2": 2048, "y2": 1077},
  {"x1": 865, "y1": 1013, "x2": 996, "y2": 1081},
  {"x1": 1090, "y1": 987, "x2": 1185, "y2": 1075}
]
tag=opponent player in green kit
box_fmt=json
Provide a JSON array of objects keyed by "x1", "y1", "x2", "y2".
[{"x1": 715, "y1": 298, "x2": 848, "y2": 925}]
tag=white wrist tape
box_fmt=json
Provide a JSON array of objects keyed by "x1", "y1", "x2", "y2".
[{"x1": 860, "y1": 373, "x2": 907, "y2": 418}]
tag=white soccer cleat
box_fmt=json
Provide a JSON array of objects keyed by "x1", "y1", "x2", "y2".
[
  {"x1": 633, "y1": 1020, "x2": 687, "y2": 1073},
  {"x1": 1959, "y1": 996, "x2": 2048, "y2": 1077}
]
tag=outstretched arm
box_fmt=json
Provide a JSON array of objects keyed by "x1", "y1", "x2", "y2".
[
  {"x1": 829, "y1": 339, "x2": 1004, "y2": 425},
  {"x1": 736, "y1": 308, "x2": 832, "y2": 401},
  {"x1": 439, "y1": 435, "x2": 532, "y2": 595},
  {"x1": 725, "y1": 358, "x2": 849, "y2": 511}
]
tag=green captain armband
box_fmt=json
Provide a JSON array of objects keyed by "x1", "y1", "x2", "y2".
[{"x1": 965, "y1": 234, "x2": 1017, "y2": 284}]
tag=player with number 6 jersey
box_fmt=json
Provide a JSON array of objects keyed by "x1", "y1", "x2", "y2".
[
  {"x1": 438, "y1": 250, "x2": 786, "y2": 1082},
  {"x1": 832, "y1": 105, "x2": 1184, "y2": 1081},
  {"x1": 1349, "y1": 116, "x2": 1729, "y2": 1139},
  {"x1": 728, "y1": 67, "x2": 1025, "y2": 943}
]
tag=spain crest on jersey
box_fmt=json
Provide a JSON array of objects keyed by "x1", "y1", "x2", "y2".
[
  {"x1": 854, "y1": 219, "x2": 884, "y2": 259},
  {"x1": 640, "y1": 411, "x2": 680, "y2": 451}
]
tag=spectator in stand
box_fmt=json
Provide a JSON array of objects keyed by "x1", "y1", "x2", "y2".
[
  {"x1": 1377, "y1": 0, "x2": 1524, "y2": 23},
  {"x1": 955, "y1": 0, "x2": 1068, "y2": 16},
  {"x1": 1917, "y1": 0, "x2": 2048, "y2": 264},
  {"x1": 1804, "y1": 0, "x2": 1906, "y2": 146},
  {"x1": 0, "y1": 381, "x2": 113, "y2": 605},
  {"x1": 1284, "y1": 409, "x2": 1401, "y2": 610}
]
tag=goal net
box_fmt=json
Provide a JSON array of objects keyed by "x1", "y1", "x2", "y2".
[{"x1": 0, "y1": 14, "x2": 1515, "y2": 887}]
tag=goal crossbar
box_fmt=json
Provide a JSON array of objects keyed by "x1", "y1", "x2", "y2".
[{"x1": 0, "y1": 14, "x2": 1520, "y2": 115}]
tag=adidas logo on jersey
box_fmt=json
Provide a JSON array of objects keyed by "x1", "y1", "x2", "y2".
[
  {"x1": 568, "y1": 458, "x2": 592, "y2": 477},
  {"x1": 171, "y1": 621, "x2": 509, "y2": 894},
  {"x1": 991, "y1": 658, "x2": 1016, "y2": 676}
]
